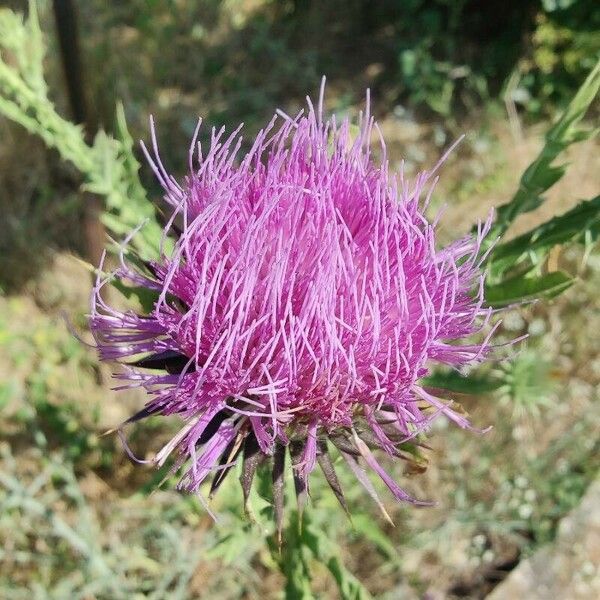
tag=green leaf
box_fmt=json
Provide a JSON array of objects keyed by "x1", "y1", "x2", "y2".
[
  {"x1": 485, "y1": 271, "x2": 574, "y2": 307},
  {"x1": 422, "y1": 370, "x2": 503, "y2": 394},
  {"x1": 300, "y1": 517, "x2": 374, "y2": 600},
  {"x1": 325, "y1": 554, "x2": 372, "y2": 600},
  {"x1": 490, "y1": 195, "x2": 600, "y2": 277},
  {"x1": 0, "y1": 3, "x2": 164, "y2": 260},
  {"x1": 485, "y1": 59, "x2": 600, "y2": 243},
  {"x1": 350, "y1": 513, "x2": 397, "y2": 560},
  {"x1": 281, "y1": 513, "x2": 314, "y2": 600}
]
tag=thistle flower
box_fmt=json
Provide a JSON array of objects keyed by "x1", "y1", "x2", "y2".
[{"x1": 90, "y1": 84, "x2": 497, "y2": 532}]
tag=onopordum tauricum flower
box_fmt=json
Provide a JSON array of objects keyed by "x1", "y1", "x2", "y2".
[{"x1": 90, "y1": 85, "x2": 498, "y2": 534}]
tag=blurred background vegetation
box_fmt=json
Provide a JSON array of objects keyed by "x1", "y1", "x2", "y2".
[{"x1": 0, "y1": 1, "x2": 598, "y2": 598}]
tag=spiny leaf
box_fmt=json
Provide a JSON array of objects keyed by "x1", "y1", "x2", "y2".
[
  {"x1": 485, "y1": 59, "x2": 600, "y2": 243},
  {"x1": 0, "y1": 3, "x2": 164, "y2": 260},
  {"x1": 485, "y1": 270, "x2": 574, "y2": 307},
  {"x1": 490, "y1": 195, "x2": 600, "y2": 277}
]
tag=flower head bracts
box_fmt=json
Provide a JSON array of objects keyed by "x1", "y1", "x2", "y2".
[{"x1": 90, "y1": 86, "x2": 496, "y2": 530}]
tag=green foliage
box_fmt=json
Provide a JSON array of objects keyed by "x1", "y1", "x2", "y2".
[
  {"x1": 0, "y1": 1, "x2": 163, "y2": 260},
  {"x1": 387, "y1": 0, "x2": 599, "y2": 116},
  {"x1": 491, "y1": 195, "x2": 600, "y2": 277},
  {"x1": 513, "y1": 1, "x2": 600, "y2": 115},
  {"x1": 422, "y1": 370, "x2": 503, "y2": 395},
  {"x1": 75, "y1": 0, "x2": 595, "y2": 132},
  {"x1": 391, "y1": 0, "x2": 497, "y2": 116},
  {"x1": 277, "y1": 511, "x2": 374, "y2": 600},
  {"x1": 398, "y1": 42, "x2": 479, "y2": 117},
  {"x1": 0, "y1": 446, "x2": 207, "y2": 599},
  {"x1": 348, "y1": 514, "x2": 397, "y2": 561},
  {"x1": 485, "y1": 271, "x2": 574, "y2": 307},
  {"x1": 480, "y1": 59, "x2": 599, "y2": 316},
  {"x1": 489, "y1": 59, "x2": 600, "y2": 242},
  {"x1": 491, "y1": 415, "x2": 600, "y2": 547},
  {"x1": 0, "y1": 294, "x2": 108, "y2": 463}
]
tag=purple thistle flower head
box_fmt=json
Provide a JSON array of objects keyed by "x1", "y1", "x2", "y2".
[{"x1": 90, "y1": 83, "x2": 496, "y2": 531}]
